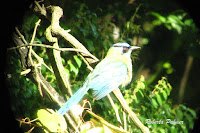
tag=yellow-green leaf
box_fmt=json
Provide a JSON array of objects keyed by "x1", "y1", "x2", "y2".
[
  {"x1": 37, "y1": 109, "x2": 67, "y2": 132},
  {"x1": 73, "y1": 55, "x2": 82, "y2": 68}
]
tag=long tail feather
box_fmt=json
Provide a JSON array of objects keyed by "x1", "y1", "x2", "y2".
[{"x1": 57, "y1": 84, "x2": 89, "y2": 115}]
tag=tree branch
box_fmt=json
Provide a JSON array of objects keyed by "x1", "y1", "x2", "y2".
[
  {"x1": 12, "y1": 31, "x2": 65, "y2": 104},
  {"x1": 113, "y1": 88, "x2": 150, "y2": 133},
  {"x1": 33, "y1": 3, "x2": 99, "y2": 64},
  {"x1": 178, "y1": 55, "x2": 193, "y2": 103}
]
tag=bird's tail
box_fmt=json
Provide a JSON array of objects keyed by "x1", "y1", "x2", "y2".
[{"x1": 57, "y1": 84, "x2": 89, "y2": 115}]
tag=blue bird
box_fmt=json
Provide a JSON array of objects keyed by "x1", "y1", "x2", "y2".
[{"x1": 57, "y1": 43, "x2": 140, "y2": 115}]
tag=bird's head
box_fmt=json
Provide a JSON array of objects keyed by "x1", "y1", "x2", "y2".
[{"x1": 107, "y1": 42, "x2": 140, "y2": 57}]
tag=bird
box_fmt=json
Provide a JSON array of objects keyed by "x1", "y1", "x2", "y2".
[{"x1": 57, "y1": 42, "x2": 140, "y2": 115}]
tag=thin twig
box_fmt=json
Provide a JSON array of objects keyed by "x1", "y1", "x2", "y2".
[
  {"x1": 34, "y1": 1, "x2": 47, "y2": 16},
  {"x1": 107, "y1": 94, "x2": 122, "y2": 125},
  {"x1": 78, "y1": 53, "x2": 94, "y2": 71},
  {"x1": 113, "y1": 88, "x2": 150, "y2": 133},
  {"x1": 31, "y1": 50, "x2": 54, "y2": 73},
  {"x1": 123, "y1": 111, "x2": 127, "y2": 131},
  {"x1": 87, "y1": 110, "x2": 128, "y2": 133},
  {"x1": 8, "y1": 43, "x2": 97, "y2": 60},
  {"x1": 34, "y1": 63, "x2": 43, "y2": 96},
  {"x1": 29, "y1": 19, "x2": 41, "y2": 66},
  {"x1": 15, "y1": 27, "x2": 28, "y2": 44}
]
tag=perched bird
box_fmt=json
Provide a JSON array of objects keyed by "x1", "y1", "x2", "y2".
[{"x1": 58, "y1": 42, "x2": 140, "y2": 115}]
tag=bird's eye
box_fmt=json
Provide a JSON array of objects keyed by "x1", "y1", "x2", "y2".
[{"x1": 122, "y1": 47, "x2": 128, "y2": 53}]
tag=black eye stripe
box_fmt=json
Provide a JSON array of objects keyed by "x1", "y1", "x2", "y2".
[
  {"x1": 122, "y1": 47, "x2": 129, "y2": 54},
  {"x1": 113, "y1": 46, "x2": 130, "y2": 48}
]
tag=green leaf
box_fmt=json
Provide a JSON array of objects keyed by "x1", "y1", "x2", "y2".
[
  {"x1": 73, "y1": 55, "x2": 82, "y2": 68},
  {"x1": 167, "y1": 15, "x2": 184, "y2": 34},
  {"x1": 65, "y1": 68, "x2": 70, "y2": 78},
  {"x1": 161, "y1": 90, "x2": 168, "y2": 100},
  {"x1": 180, "y1": 105, "x2": 187, "y2": 110},
  {"x1": 184, "y1": 19, "x2": 193, "y2": 26},
  {"x1": 37, "y1": 109, "x2": 67, "y2": 132},
  {"x1": 187, "y1": 108, "x2": 196, "y2": 118},
  {"x1": 157, "y1": 128, "x2": 166, "y2": 133},
  {"x1": 22, "y1": 14, "x2": 39, "y2": 31},
  {"x1": 137, "y1": 90, "x2": 144, "y2": 98},
  {"x1": 151, "y1": 12, "x2": 167, "y2": 23},
  {"x1": 133, "y1": 98, "x2": 139, "y2": 104},
  {"x1": 171, "y1": 23, "x2": 182, "y2": 34},
  {"x1": 61, "y1": 57, "x2": 65, "y2": 64},
  {"x1": 90, "y1": 23, "x2": 98, "y2": 38},
  {"x1": 163, "y1": 104, "x2": 171, "y2": 117},
  {"x1": 85, "y1": 39, "x2": 95, "y2": 51},
  {"x1": 163, "y1": 62, "x2": 171, "y2": 69},
  {"x1": 167, "y1": 15, "x2": 184, "y2": 25},
  {"x1": 80, "y1": 28, "x2": 89, "y2": 36},
  {"x1": 152, "y1": 98, "x2": 158, "y2": 108},
  {"x1": 156, "y1": 94, "x2": 163, "y2": 106},
  {"x1": 67, "y1": 60, "x2": 79, "y2": 75},
  {"x1": 136, "y1": 75, "x2": 146, "y2": 90},
  {"x1": 185, "y1": 113, "x2": 194, "y2": 129},
  {"x1": 170, "y1": 126, "x2": 177, "y2": 133},
  {"x1": 176, "y1": 109, "x2": 183, "y2": 120}
]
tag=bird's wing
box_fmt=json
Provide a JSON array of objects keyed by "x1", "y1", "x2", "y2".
[{"x1": 86, "y1": 58, "x2": 128, "y2": 100}]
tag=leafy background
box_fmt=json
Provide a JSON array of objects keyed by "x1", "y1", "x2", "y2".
[{"x1": 7, "y1": 0, "x2": 200, "y2": 132}]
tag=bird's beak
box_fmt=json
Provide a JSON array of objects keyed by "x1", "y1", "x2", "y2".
[{"x1": 129, "y1": 46, "x2": 141, "y2": 51}]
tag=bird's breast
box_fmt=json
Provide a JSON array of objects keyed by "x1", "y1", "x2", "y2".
[{"x1": 121, "y1": 57, "x2": 132, "y2": 87}]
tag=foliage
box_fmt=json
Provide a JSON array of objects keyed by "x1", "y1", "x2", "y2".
[{"x1": 123, "y1": 76, "x2": 196, "y2": 132}]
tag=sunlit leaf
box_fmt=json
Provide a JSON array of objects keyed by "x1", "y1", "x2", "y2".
[
  {"x1": 151, "y1": 12, "x2": 167, "y2": 23},
  {"x1": 163, "y1": 62, "x2": 171, "y2": 69},
  {"x1": 61, "y1": 57, "x2": 65, "y2": 64},
  {"x1": 83, "y1": 127, "x2": 104, "y2": 133},
  {"x1": 167, "y1": 15, "x2": 184, "y2": 25},
  {"x1": 87, "y1": 111, "x2": 128, "y2": 133},
  {"x1": 73, "y1": 55, "x2": 82, "y2": 68},
  {"x1": 136, "y1": 75, "x2": 146, "y2": 90},
  {"x1": 67, "y1": 60, "x2": 79, "y2": 75},
  {"x1": 161, "y1": 90, "x2": 168, "y2": 100},
  {"x1": 171, "y1": 22, "x2": 182, "y2": 34},
  {"x1": 37, "y1": 109, "x2": 67, "y2": 132}
]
